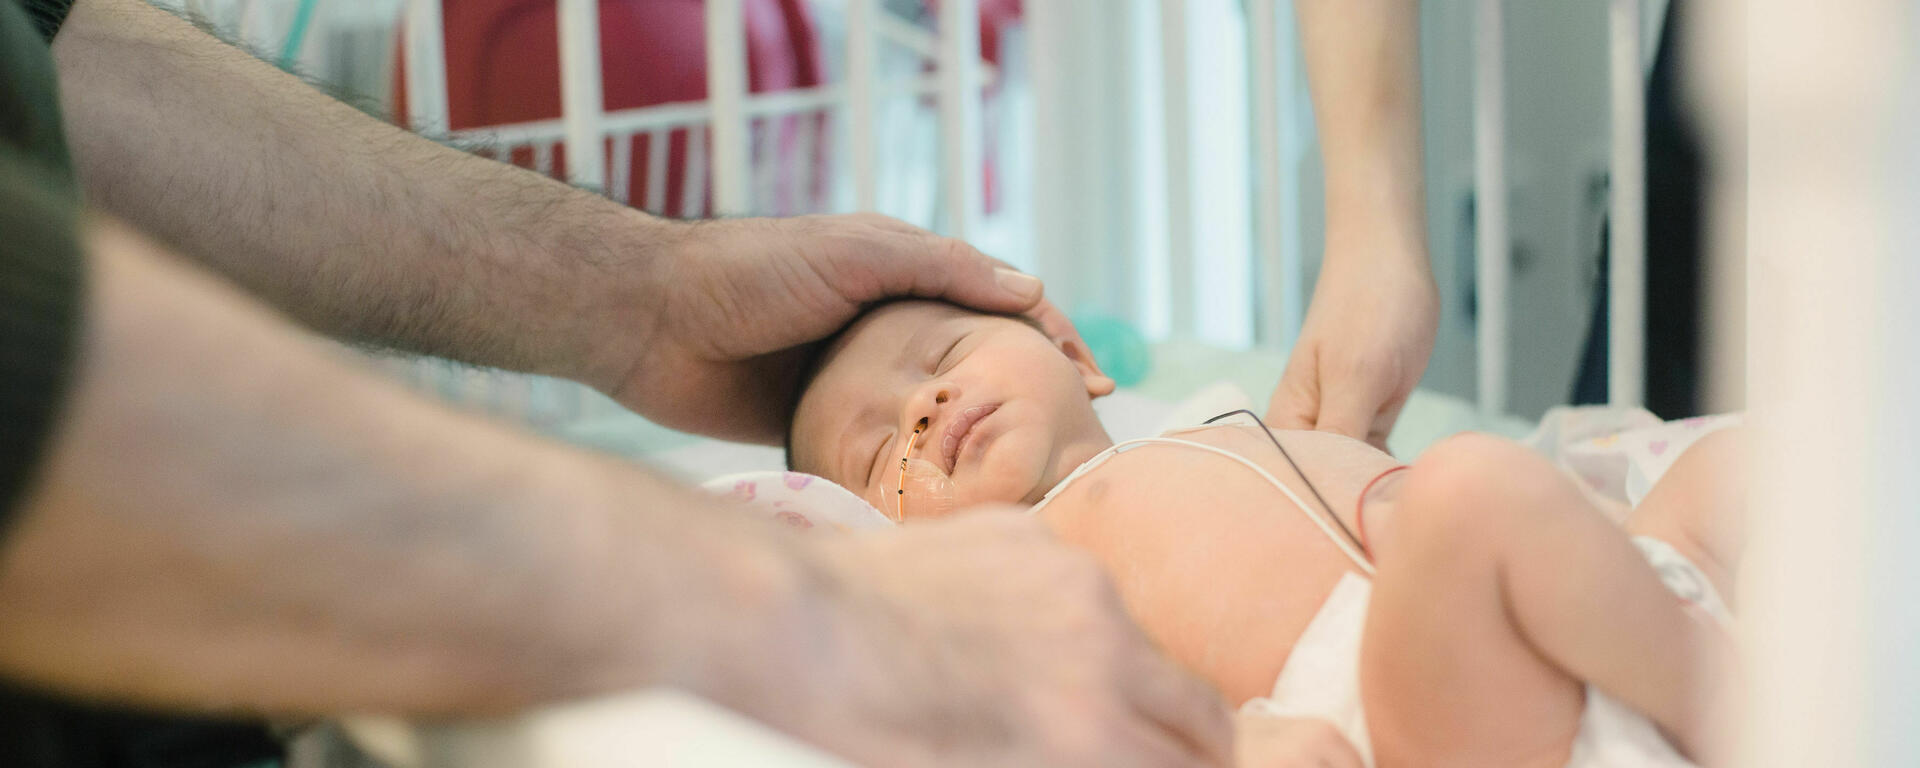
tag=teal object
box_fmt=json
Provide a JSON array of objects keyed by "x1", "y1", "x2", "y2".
[
  {"x1": 277, "y1": 0, "x2": 321, "y2": 70},
  {"x1": 1072, "y1": 313, "x2": 1151, "y2": 388}
]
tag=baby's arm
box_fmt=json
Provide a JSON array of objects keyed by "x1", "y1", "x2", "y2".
[{"x1": 1359, "y1": 434, "x2": 1737, "y2": 767}]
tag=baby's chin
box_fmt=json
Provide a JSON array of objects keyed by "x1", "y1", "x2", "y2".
[{"x1": 959, "y1": 432, "x2": 1111, "y2": 508}]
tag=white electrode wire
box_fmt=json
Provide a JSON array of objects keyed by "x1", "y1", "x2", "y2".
[{"x1": 1029, "y1": 436, "x2": 1376, "y2": 576}]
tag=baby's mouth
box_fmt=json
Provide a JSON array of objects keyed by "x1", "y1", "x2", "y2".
[{"x1": 941, "y1": 404, "x2": 1000, "y2": 474}]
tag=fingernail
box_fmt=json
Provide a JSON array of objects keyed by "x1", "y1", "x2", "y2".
[{"x1": 994, "y1": 268, "x2": 1043, "y2": 302}]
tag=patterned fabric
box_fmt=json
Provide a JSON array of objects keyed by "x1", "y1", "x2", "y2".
[
  {"x1": 1524, "y1": 406, "x2": 1742, "y2": 513},
  {"x1": 701, "y1": 471, "x2": 895, "y2": 532}
]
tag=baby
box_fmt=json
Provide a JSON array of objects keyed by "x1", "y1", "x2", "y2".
[{"x1": 787, "y1": 300, "x2": 1743, "y2": 767}]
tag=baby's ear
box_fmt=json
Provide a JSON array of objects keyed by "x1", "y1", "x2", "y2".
[{"x1": 1061, "y1": 339, "x2": 1117, "y2": 398}]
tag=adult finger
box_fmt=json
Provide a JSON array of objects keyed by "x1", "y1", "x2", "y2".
[
  {"x1": 1365, "y1": 390, "x2": 1413, "y2": 453},
  {"x1": 854, "y1": 225, "x2": 1044, "y2": 314},
  {"x1": 1311, "y1": 370, "x2": 1387, "y2": 444},
  {"x1": 1121, "y1": 645, "x2": 1236, "y2": 765},
  {"x1": 990, "y1": 257, "x2": 1098, "y2": 374},
  {"x1": 1266, "y1": 353, "x2": 1321, "y2": 431},
  {"x1": 1313, "y1": 359, "x2": 1405, "y2": 447}
]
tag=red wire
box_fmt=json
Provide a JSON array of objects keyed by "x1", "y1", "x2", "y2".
[{"x1": 1354, "y1": 465, "x2": 1410, "y2": 562}]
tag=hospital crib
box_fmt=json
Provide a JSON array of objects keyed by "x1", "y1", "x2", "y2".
[
  {"x1": 377, "y1": 0, "x2": 1662, "y2": 454},
  {"x1": 220, "y1": 1, "x2": 1909, "y2": 765}
]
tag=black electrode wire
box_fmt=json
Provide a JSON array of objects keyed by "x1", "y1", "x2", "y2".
[{"x1": 1203, "y1": 408, "x2": 1366, "y2": 554}]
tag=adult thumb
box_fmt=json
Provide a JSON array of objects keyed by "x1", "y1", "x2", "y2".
[
  {"x1": 1266, "y1": 358, "x2": 1321, "y2": 431},
  {"x1": 1313, "y1": 375, "x2": 1386, "y2": 444}
]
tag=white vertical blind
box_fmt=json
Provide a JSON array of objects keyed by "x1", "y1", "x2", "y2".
[
  {"x1": 1606, "y1": 0, "x2": 1646, "y2": 407},
  {"x1": 706, "y1": 0, "x2": 750, "y2": 214},
  {"x1": 1248, "y1": 0, "x2": 1292, "y2": 348},
  {"x1": 937, "y1": 0, "x2": 984, "y2": 238},
  {"x1": 1474, "y1": 0, "x2": 1509, "y2": 415},
  {"x1": 845, "y1": 0, "x2": 881, "y2": 212},
  {"x1": 1160, "y1": 0, "x2": 1195, "y2": 338},
  {"x1": 403, "y1": 0, "x2": 450, "y2": 133},
  {"x1": 558, "y1": 0, "x2": 606, "y2": 191}
]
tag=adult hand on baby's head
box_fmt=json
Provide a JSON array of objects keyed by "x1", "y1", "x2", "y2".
[
  {"x1": 599, "y1": 214, "x2": 1084, "y2": 444},
  {"x1": 761, "y1": 512, "x2": 1232, "y2": 767},
  {"x1": 1267, "y1": 248, "x2": 1438, "y2": 452}
]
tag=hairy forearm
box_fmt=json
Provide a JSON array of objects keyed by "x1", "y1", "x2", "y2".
[
  {"x1": 0, "y1": 220, "x2": 802, "y2": 717},
  {"x1": 1295, "y1": 0, "x2": 1429, "y2": 265},
  {"x1": 51, "y1": 0, "x2": 672, "y2": 390}
]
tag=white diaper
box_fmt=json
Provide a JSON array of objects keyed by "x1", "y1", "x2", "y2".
[{"x1": 1242, "y1": 537, "x2": 1729, "y2": 768}]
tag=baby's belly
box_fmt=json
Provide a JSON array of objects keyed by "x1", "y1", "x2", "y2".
[{"x1": 1036, "y1": 425, "x2": 1398, "y2": 705}]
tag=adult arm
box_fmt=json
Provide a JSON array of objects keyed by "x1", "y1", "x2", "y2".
[
  {"x1": 50, "y1": 0, "x2": 1065, "y2": 444},
  {"x1": 0, "y1": 215, "x2": 1228, "y2": 764},
  {"x1": 0, "y1": 216, "x2": 804, "y2": 717},
  {"x1": 1267, "y1": 0, "x2": 1437, "y2": 451}
]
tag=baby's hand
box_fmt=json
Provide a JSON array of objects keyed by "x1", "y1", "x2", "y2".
[{"x1": 1236, "y1": 711, "x2": 1364, "y2": 768}]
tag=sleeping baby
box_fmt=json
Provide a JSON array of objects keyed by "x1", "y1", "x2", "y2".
[{"x1": 785, "y1": 300, "x2": 1744, "y2": 767}]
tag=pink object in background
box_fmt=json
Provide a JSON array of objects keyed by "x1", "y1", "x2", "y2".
[{"x1": 394, "y1": 0, "x2": 827, "y2": 217}]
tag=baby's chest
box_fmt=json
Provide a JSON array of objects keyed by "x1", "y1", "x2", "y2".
[{"x1": 1036, "y1": 443, "x2": 1375, "y2": 703}]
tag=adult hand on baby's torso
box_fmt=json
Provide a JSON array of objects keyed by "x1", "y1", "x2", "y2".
[
  {"x1": 1037, "y1": 424, "x2": 1398, "y2": 705},
  {"x1": 1236, "y1": 713, "x2": 1366, "y2": 768},
  {"x1": 775, "y1": 513, "x2": 1233, "y2": 767}
]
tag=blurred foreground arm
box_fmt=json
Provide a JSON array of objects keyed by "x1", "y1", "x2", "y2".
[
  {"x1": 0, "y1": 217, "x2": 799, "y2": 717},
  {"x1": 0, "y1": 217, "x2": 1228, "y2": 764},
  {"x1": 51, "y1": 0, "x2": 1065, "y2": 444},
  {"x1": 1268, "y1": 0, "x2": 1437, "y2": 451}
]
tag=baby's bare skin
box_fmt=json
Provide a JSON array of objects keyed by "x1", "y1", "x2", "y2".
[{"x1": 1036, "y1": 423, "x2": 1398, "y2": 704}]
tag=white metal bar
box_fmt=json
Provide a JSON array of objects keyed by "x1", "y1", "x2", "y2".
[
  {"x1": 1475, "y1": 0, "x2": 1509, "y2": 416},
  {"x1": 643, "y1": 129, "x2": 670, "y2": 213},
  {"x1": 1161, "y1": 0, "x2": 1196, "y2": 338},
  {"x1": 706, "y1": 0, "x2": 751, "y2": 214},
  {"x1": 1248, "y1": 0, "x2": 1287, "y2": 348},
  {"x1": 845, "y1": 0, "x2": 881, "y2": 211},
  {"x1": 1607, "y1": 0, "x2": 1646, "y2": 407},
  {"x1": 559, "y1": 0, "x2": 607, "y2": 191},
  {"x1": 1274, "y1": 0, "x2": 1306, "y2": 349},
  {"x1": 533, "y1": 142, "x2": 556, "y2": 178},
  {"x1": 752, "y1": 117, "x2": 781, "y2": 212},
  {"x1": 938, "y1": 0, "x2": 984, "y2": 238},
  {"x1": 447, "y1": 78, "x2": 951, "y2": 147},
  {"x1": 684, "y1": 127, "x2": 710, "y2": 217},
  {"x1": 609, "y1": 132, "x2": 635, "y2": 203},
  {"x1": 403, "y1": 0, "x2": 451, "y2": 133},
  {"x1": 793, "y1": 112, "x2": 819, "y2": 213}
]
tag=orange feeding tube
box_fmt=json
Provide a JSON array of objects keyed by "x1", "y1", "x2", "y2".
[{"x1": 893, "y1": 418, "x2": 957, "y2": 521}]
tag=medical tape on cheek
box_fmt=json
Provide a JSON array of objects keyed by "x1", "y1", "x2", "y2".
[
  {"x1": 899, "y1": 458, "x2": 958, "y2": 519},
  {"x1": 890, "y1": 418, "x2": 957, "y2": 521}
]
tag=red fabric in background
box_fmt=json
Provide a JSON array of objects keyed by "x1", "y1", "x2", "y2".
[
  {"x1": 395, "y1": 0, "x2": 1022, "y2": 218},
  {"x1": 395, "y1": 0, "x2": 824, "y2": 217}
]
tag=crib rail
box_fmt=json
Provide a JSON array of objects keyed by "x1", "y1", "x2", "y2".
[{"x1": 396, "y1": 0, "x2": 1648, "y2": 422}]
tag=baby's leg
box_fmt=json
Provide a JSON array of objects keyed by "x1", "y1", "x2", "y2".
[
  {"x1": 1361, "y1": 434, "x2": 1732, "y2": 767},
  {"x1": 1623, "y1": 426, "x2": 1748, "y2": 605}
]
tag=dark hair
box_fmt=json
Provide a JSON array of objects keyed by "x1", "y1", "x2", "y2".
[
  {"x1": 783, "y1": 314, "x2": 862, "y2": 472},
  {"x1": 782, "y1": 301, "x2": 1050, "y2": 473}
]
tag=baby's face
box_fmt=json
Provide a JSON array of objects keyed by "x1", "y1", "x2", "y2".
[{"x1": 791, "y1": 301, "x2": 1116, "y2": 516}]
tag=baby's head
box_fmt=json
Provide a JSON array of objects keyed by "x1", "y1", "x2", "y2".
[{"x1": 788, "y1": 300, "x2": 1116, "y2": 518}]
